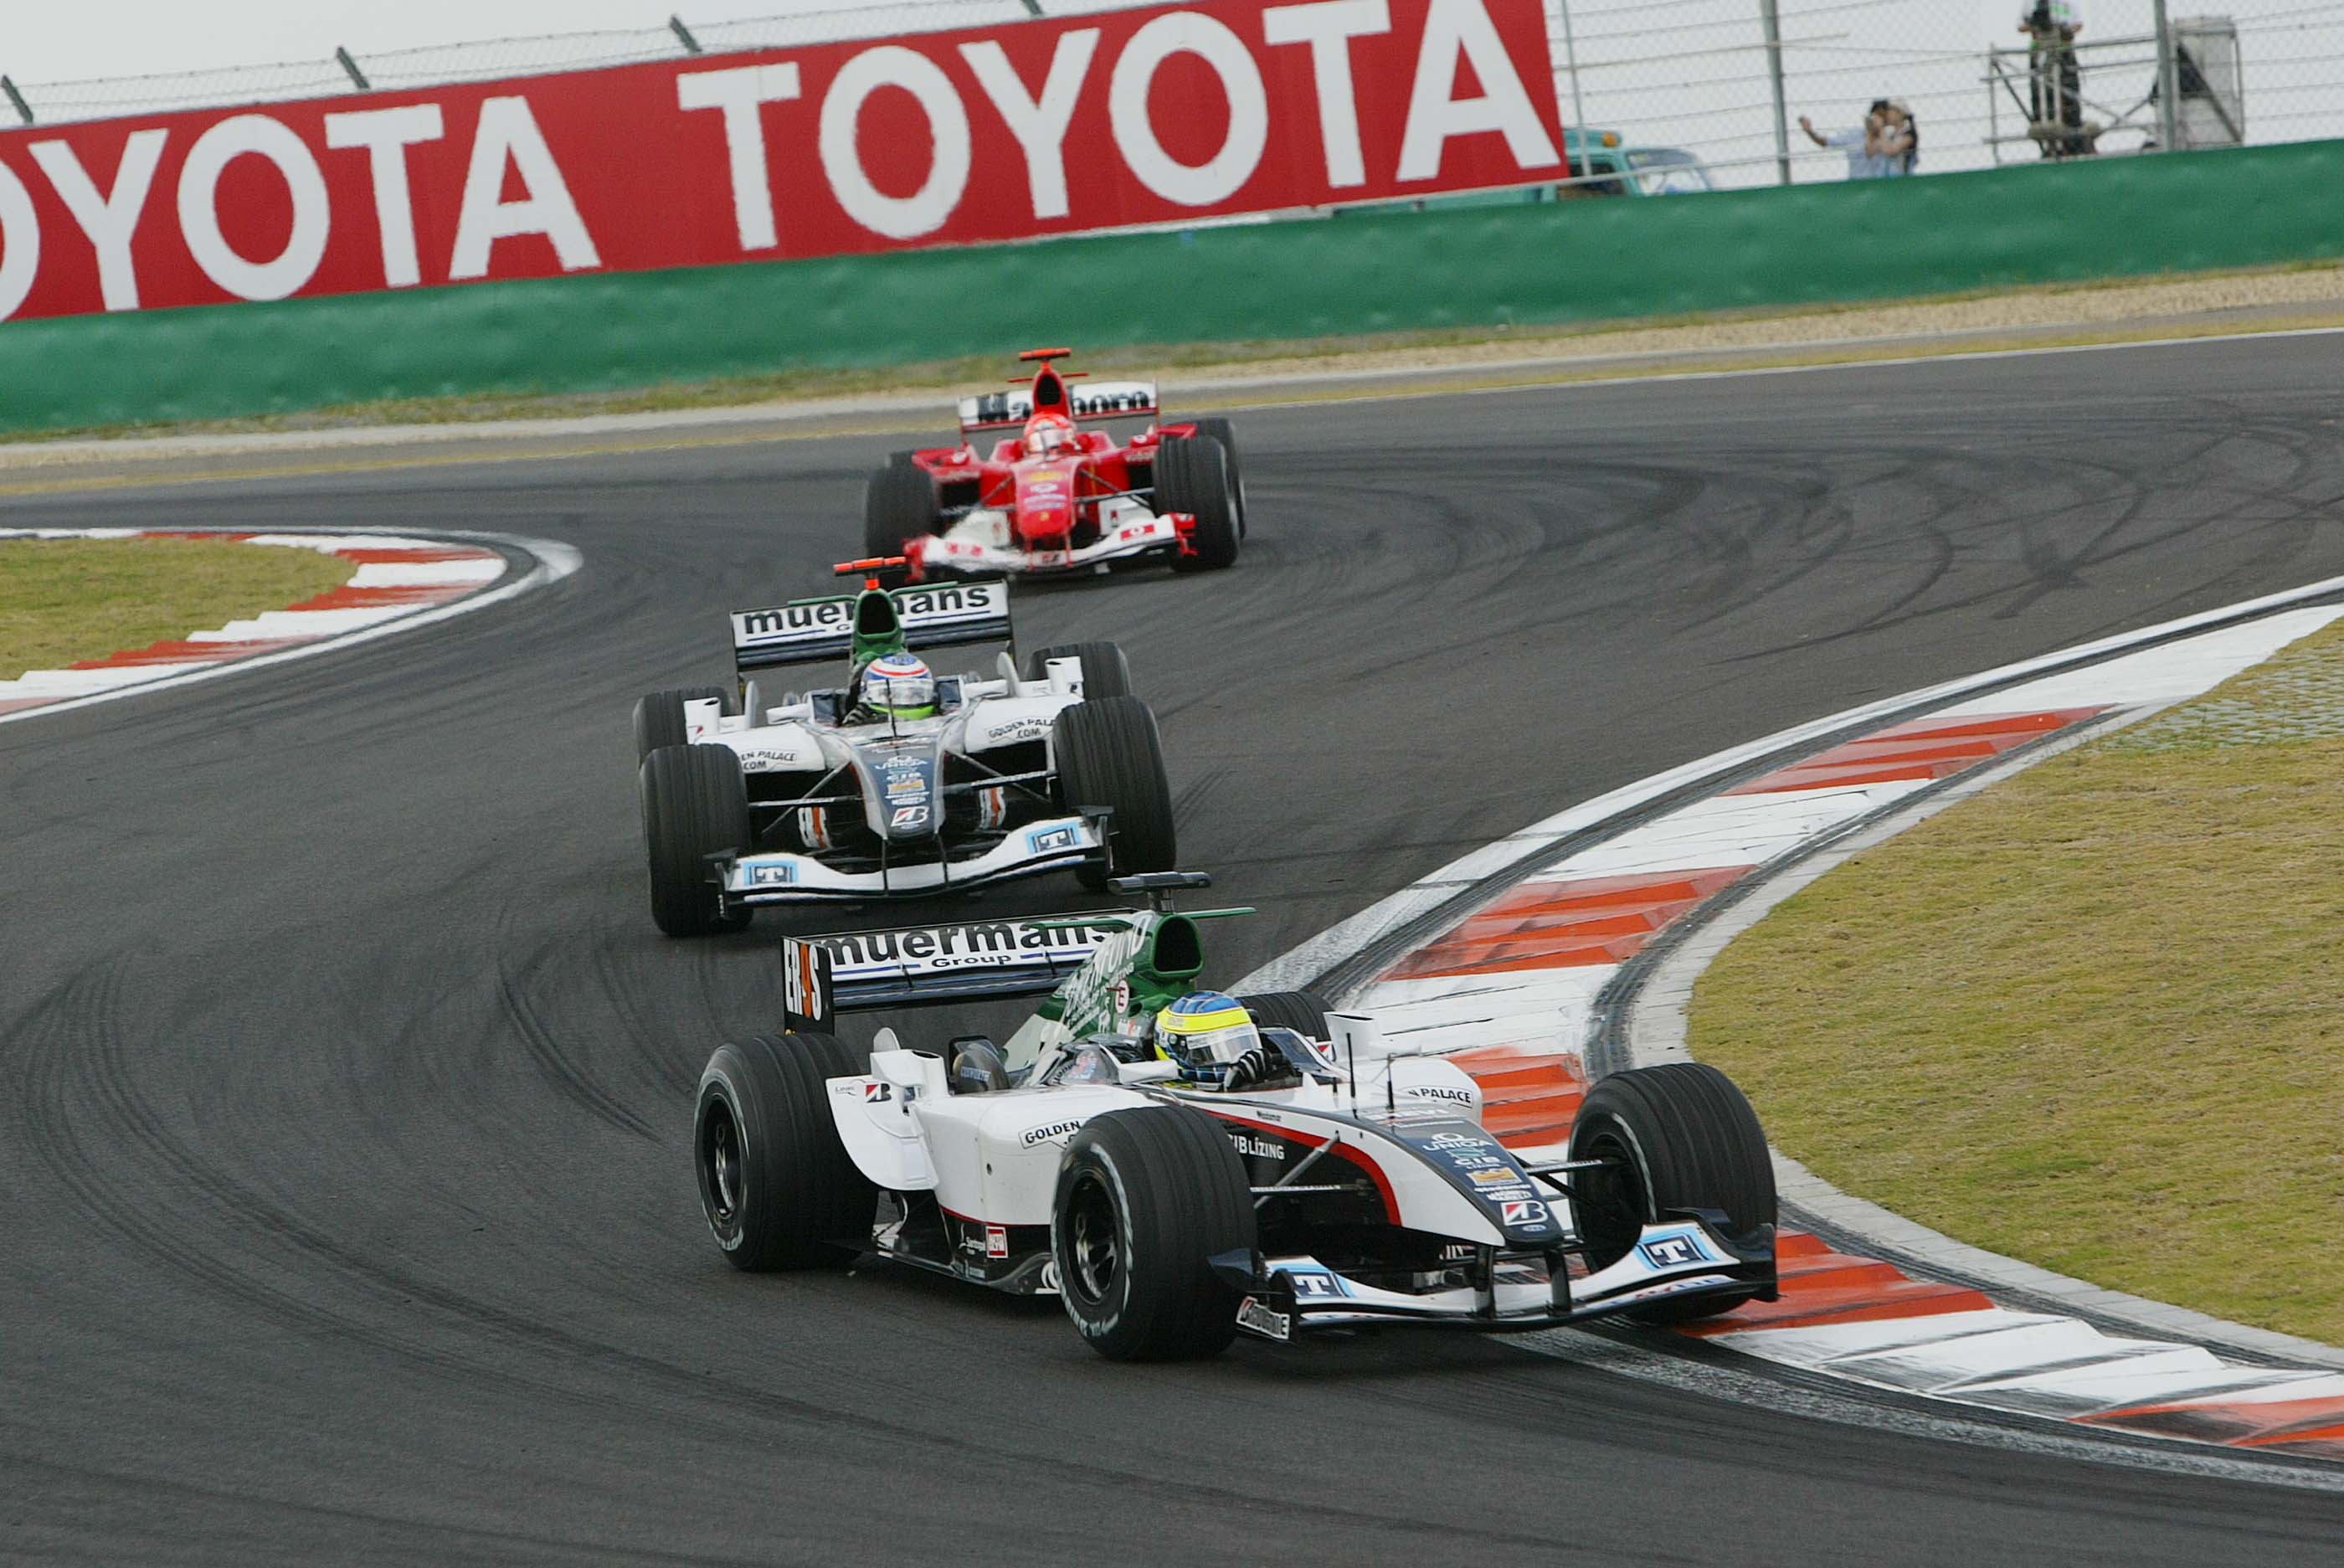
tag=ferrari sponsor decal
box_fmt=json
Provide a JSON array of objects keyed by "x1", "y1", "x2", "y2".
[
  {"x1": 1236, "y1": 1297, "x2": 1292, "y2": 1343},
  {"x1": 1020, "y1": 1119, "x2": 1084, "y2": 1149}
]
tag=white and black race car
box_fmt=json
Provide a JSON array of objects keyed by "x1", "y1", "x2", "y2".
[
  {"x1": 691, "y1": 874, "x2": 1780, "y2": 1359},
  {"x1": 632, "y1": 572, "x2": 1175, "y2": 934}
]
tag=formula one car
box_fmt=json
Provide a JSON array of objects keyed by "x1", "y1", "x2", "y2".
[
  {"x1": 631, "y1": 568, "x2": 1175, "y2": 935},
  {"x1": 863, "y1": 347, "x2": 1246, "y2": 581},
  {"x1": 691, "y1": 874, "x2": 1779, "y2": 1360}
]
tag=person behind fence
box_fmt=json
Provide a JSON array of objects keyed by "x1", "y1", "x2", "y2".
[
  {"x1": 1798, "y1": 100, "x2": 1908, "y2": 180},
  {"x1": 2019, "y1": 1, "x2": 2089, "y2": 157},
  {"x1": 1880, "y1": 99, "x2": 1919, "y2": 174}
]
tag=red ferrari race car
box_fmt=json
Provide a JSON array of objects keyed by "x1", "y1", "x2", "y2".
[{"x1": 864, "y1": 348, "x2": 1247, "y2": 581}]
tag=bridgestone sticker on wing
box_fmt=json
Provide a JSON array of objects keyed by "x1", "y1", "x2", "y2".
[{"x1": 1236, "y1": 1297, "x2": 1291, "y2": 1342}]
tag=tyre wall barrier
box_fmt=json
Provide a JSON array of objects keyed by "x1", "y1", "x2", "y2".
[{"x1": 5, "y1": 135, "x2": 2339, "y2": 435}]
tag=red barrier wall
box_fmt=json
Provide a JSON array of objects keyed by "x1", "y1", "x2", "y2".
[{"x1": 0, "y1": 0, "x2": 1562, "y2": 322}]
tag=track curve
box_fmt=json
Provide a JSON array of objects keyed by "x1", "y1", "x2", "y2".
[{"x1": 8, "y1": 337, "x2": 2344, "y2": 1564}]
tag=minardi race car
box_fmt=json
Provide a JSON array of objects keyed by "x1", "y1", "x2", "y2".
[
  {"x1": 631, "y1": 569, "x2": 1175, "y2": 934},
  {"x1": 862, "y1": 347, "x2": 1246, "y2": 581},
  {"x1": 692, "y1": 874, "x2": 1779, "y2": 1359}
]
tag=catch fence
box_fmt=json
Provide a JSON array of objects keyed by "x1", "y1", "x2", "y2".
[{"x1": 4, "y1": 1, "x2": 2343, "y2": 189}]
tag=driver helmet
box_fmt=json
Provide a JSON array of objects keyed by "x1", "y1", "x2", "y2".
[
  {"x1": 1024, "y1": 412, "x2": 1076, "y2": 458},
  {"x1": 860, "y1": 651, "x2": 937, "y2": 720},
  {"x1": 1153, "y1": 991, "x2": 1262, "y2": 1086}
]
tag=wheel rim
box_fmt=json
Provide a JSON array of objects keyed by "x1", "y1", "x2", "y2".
[
  {"x1": 1063, "y1": 1170, "x2": 1122, "y2": 1308},
  {"x1": 1572, "y1": 1123, "x2": 1649, "y2": 1270},
  {"x1": 700, "y1": 1098, "x2": 745, "y2": 1231}
]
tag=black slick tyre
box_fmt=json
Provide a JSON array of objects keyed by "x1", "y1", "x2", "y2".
[
  {"x1": 640, "y1": 743, "x2": 753, "y2": 937},
  {"x1": 865, "y1": 460, "x2": 941, "y2": 558},
  {"x1": 1052, "y1": 694, "x2": 1175, "y2": 887},
  {"x1": 1151, "y1": 436, "x2": 1192, "y2": 516},
  {"x1": 1567, "y1": 1063, "x2": 1776, "y2": 1324},
  {"x1": 1023, "y1": 640, "x2": 1133, "y2": 700},
  {"x1": 634, "y1": 686, "x2": 732, "y2": 761},
  {"x1": 1190, "y1": 417, "x2": 1246, "y2": 535},
  {"x1": 1053, "y1": 1106, "x2": 1255, "y2": 1360},
  {"x1": 1233, "y1": 990, "x2": 1334, "y2": 1041},
  {"x1": 1165, "y1": 436, "x2": 1239, "y2": 573},
  {"x1": 695, "y1": 1032, "x2": 875, "y2": 1271}
]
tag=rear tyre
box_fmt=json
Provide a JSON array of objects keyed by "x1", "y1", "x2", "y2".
[
  {"x1": 1233, "y1": 990, "x2": 1334, "y2": 1042},
  {"x1": 1052, "y1": 695, "x2": 1175, "y2": 889},
  {"x1": 1166, "y1": 437, "x2": 1239, "y2": 573},
  {"x1": 696, "y1": 1032, "x2": 875, "y2": 1271},
  {"x1": 634, "y1": 686, "x2": 732, "y2": 762},
  {"x1": 1191, "y1": 417, "x2": 1247, "y2": 536},
  {"x1": 1567, "y1": 1063, "x2": 1776, "y2": 1324},
  {"x1": 865, "y1": 460, "x2": 941, "y2": 558},
  {"x1": 640, "y1": 743, "x2": 753, "y2": 937},
  {"x1": 1023, "y1": 640, "x2": 1133, "y2": 700},
  {"x1": 1054, "y1": 1106, "x2": 1256, "y2": 1360}
]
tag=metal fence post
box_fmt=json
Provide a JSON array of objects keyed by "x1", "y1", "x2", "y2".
[
  {"x1": 1760, "y1": 0, "x2": 1791, "y2": 185},
  {"x1": 2153, "y1": 0, "x2": 2181, "y2": 152},
  {"x1": 1557, "y1": 0, "x2": 1587, "y2": 141},
  {"x1": 334, "y1": 47, "x2": 370, "y2": 91},
  {"x1": 669, "y1": 15, "x2": 703, "y2": 54},
  {"x1": 0, "y1": 75, "x2": 31, "y2": 126}
]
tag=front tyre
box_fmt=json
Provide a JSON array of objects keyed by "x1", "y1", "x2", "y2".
[
  {"x1": 1052, "y1": 694, "x2": 1175, "y2": 888},
  {"x1": 1165, "y1": 436, "x2": 1239, "y2": 573},
  {"x1": 640, "y1": 743, "x2": 753, "y2": 938},
  {"x1": 1190, "y1": 417, "x2": 1247, "y2": 536},
  {"x1": 1024, "y1": 640, "x2": 1133, "y2": 700},
  {"x1": 1567, "y1": 1063, "x2": 1776, "y2": 1324},
  {"x1": 1053, "y1": 1107, "x2": 1256, "y2": 1360},
  {"x1": 696, "y1": 1032, "x2": 876, "y2": 1270},
  {"x1": 1233, "y1": 990, "x2": 1334, "y2": 1041},
  {"x1": 634, "y1": 685, "x2": 732, "y2": 762}
]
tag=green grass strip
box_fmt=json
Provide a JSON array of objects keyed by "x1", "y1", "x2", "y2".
[
  {"x1": 1692, "y1": 618, "x2": 2344, "y2": 1344},
  {"x1": 0, "y1": 537, "x2": 353, "y2": 681}
]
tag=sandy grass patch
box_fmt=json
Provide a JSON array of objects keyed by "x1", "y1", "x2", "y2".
[
  {"x1": 0, "y1": 537, "x2": 352, "y2": 680},
  {"x1": 1691, "y1": 617, "x2": 2344, "y2": 1343}
]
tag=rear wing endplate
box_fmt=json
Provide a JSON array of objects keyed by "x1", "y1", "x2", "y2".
[
  {"x1": 732, "y1": 578, "x2": 1011, "y2": 674},
  {"x1": 781, "y1": 913, "x2": 1133, "y2": 1031},
  {"x1": 958, "y1": 380, "x2": 1159, "y2": 434}
]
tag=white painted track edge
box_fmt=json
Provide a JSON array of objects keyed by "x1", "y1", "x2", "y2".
[{"x1": 0, "y1": 527, "x2": 584, "y2": 728}]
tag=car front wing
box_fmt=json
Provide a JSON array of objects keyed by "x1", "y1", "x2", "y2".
[
  {"x1": 722, "y1": 815, "x2": 1103, "y2": 903},
  {"x1": 1212, "y1": 1215, "x2": 1777, "y2": 1344}
]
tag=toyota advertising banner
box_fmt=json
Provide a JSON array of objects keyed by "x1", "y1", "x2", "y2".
[{"x1": 0, "y1": 0, "x2": 1564, "y2": 323}]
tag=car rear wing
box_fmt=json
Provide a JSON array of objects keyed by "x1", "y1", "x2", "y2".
[
  {"x1": 957, "y1": 380, "x2": 1159, "y2": 434},
  {"x1": 780, "y1": 913, "x2": 1135, "y2": 1032},
  {"x1": 731, "y1": 578, "x2": 1012, "y2": 674}
]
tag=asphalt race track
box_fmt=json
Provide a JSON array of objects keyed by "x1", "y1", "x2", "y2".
[{"x1": 9, "y1": 337, "x2": 2344, "y2": 1565}]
